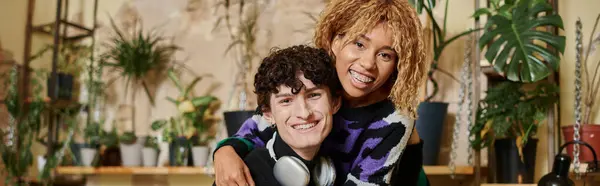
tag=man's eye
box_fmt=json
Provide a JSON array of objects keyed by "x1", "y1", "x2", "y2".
[
  {"x1": 279, "y1": 99, "x2": 291, "y2": 104},
  {"x1": 308, "y1": 93, "x2": 321, "y2": 99}
]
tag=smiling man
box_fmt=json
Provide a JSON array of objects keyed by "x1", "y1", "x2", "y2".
[{"x1": 237, "y1": 45, "x2": 342, "y2": 186}]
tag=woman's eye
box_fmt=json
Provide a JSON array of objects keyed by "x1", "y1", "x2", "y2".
[
  {"x1": 354, "y1": 41, "x2": 364, "y2": 48},
  {"x1": 378, "y1": 53, "x2": 395, "y2": 62}
]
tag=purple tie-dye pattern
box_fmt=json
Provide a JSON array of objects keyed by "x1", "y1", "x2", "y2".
[
  {"x1": 233, "y1": 117, "x2": 266, "y2": 148},
  {"x1": 368, "y1": 120, "x2": 390, "y2": 129},
  {"x1": 358, "y1": 153, "x2": 389, "y2": 181}
]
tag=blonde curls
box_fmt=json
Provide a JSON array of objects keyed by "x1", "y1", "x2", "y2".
[{"x1": 314, "y1": 0, "x2": 428, "y2": 119}]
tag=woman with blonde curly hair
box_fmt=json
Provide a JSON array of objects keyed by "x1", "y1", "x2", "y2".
[{"x1": 214, "y1": 0, "x2": 429, "y2": 185}]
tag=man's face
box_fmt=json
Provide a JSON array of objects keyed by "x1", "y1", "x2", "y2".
[{"x1": 263, "y1": 73, "x2": 341, "y2": 152}]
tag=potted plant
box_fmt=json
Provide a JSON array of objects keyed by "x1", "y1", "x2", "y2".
[
  {"x1": 191, "y1": 99, "x2": 220, "y2": 167},
  {"x1": 98, "y1": 125, "x2": 122, "y2": 166},
  {"x1": 562, "y1": 13, "x2": 600, "y2": 163},
  {"x1": 0, "y1": 66, "x2": 46, "y2": 185},
  {"x1": 142, "y1": 136, "x2": 159, "y2": 167},
  {"x1": 80, "y1": 119, "x2": 102, "y2": 167},
  {"x1": 408, "y1": 0, "x2": 481, "y2": 165},
  {"x1": 470, "y1": 81, "x2": 559, "y2": 183},
  {"x1": 117, "y1": 104, "x2": 145, "y2": 167},
  {"x1": 151, "y1": 68, "x2": 218, "y2": 166},
  {"x1": 214, "y1": 0, "x2": 264, "y2": 136}
]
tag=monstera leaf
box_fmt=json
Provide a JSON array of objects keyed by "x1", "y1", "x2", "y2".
[{"x1": 479, "y1": 0, "x2": 565, "y2": 82}]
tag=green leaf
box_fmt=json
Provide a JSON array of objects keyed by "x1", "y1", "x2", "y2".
[
  {"x1": 168, "y1": 68, "x2": 183, "y2": 92},
  {"x1": 191, "y1": 96, "x2": 217, "y2": 107},
  {"x1": 479, "y1": 0, "x2": 565, "y2": 82},
  {"x1": 183, "y1": 77, "x2": 202, "y2": 98},
  {"x1": 472, "y1": 8, "x2": 492, "y2": 18},
  {"x1": 151, "y1": 120, "x2": 168, "y2": 131}
]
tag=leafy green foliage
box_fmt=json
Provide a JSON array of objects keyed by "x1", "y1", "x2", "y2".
[
  {"x1": 477, "y1": 0, "x2": 565, "y2": 82},
  {"x1": 470, "y1": 81, "x2": 558, "y2": 151},
  {"x1": 100, "y1": 17, "x2": 179, "y2": 105},
  {"x1": 144, "y1": 136, "x2": 160, "y2": 150},
  {"x1": 0, "y1": 66, "x2": 46, "y2": 185},
  {"x1": 119, "y1": 132, "x2": 138, "y2": 145}
]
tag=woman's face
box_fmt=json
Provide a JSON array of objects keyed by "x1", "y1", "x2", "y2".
[{"x1": 331, "y1": 23, "x2": 397, "y2": 102}]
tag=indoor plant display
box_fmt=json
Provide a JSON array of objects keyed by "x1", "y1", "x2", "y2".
[
  {"x1": 98, "y1": 125, "x2": 121, "y2": 166},
  {"x1": 562, "y1": 13, "x2": 600, "y2": 163},
  {"x1": 409, "y1": 0, "x2": 481, "y2": 165},
  {"x1": 142, "y1": 136, "x2": 159, "y2": 167},
  {"x1": 470, "y1": 81, "x2": 559, "y2": 183},
  {"x1": 191, "y1": 98, "x2": 220, "y2": 167},
  {"x1": 151, "y1": 68, "x2": 219, "y2": 166}
]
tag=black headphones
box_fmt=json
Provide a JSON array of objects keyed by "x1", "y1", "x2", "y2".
[{"x1": 266, "y1": 132, "x2": 336, "y2": 186}]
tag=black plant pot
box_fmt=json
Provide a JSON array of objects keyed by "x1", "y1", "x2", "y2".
[
  {"x1": 415, "y1": 101, "x2": 448, "y2": 165},
  {"x1": 100, "y1": 146, "x2": 122, "y2": 166},
  {"x1": 47, "y1": 73, "x2": 74, "y2": 100},
  {"x1": 223, "y1": 110, "x2": 255, "y2": 137},
  {"x1": 169, "y1": 137, "x2": 193, "y2": 166},
  {"x1": 494, "y1": 138, "x2": 538, "y2": 183}
]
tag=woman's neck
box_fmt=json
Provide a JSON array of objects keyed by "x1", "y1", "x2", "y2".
[{"x1": 343, "y1": 88, "x2": 389, "y2": 108}]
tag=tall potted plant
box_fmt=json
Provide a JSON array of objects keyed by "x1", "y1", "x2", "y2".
[
  {"x1": 409, "y1": 0, "x2": 481, "y2": 165},
  {"x1": 151, "y1": 68, "x2": 218, "y2": 166},
  {"x1": 100, "y1": 17, "x2": 179, "y2": 167},
  {"x1": 470, "y1": 81, "x2": 558, "y2": 183},
  {"x1": 214, "y1": 0, "x2": 264, "y2": 136},
  {"x1": 562, "y1": 14, "x2": 600, "y2": 163}
]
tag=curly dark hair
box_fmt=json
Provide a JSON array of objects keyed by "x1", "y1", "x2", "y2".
[{"x1": 254, "y1": 45, "x2": 340, "y2": 113}]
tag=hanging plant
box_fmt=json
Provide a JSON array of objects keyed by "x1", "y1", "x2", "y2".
[{"x1": 100, "y1": 17, "x2": 180, "y2": 105}]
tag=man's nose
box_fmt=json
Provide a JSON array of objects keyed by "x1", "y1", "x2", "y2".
[{"x1": 294, "y1": 99, "x2": 311, "y2": 119}]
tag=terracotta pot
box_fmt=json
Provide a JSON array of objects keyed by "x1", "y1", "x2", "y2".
[{"x1": 561, "y1": 125, "x2": 600, "y2": 162}]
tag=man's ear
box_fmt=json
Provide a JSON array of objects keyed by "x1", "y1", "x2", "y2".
[
  {"x1": 262, "y1": 109, "x2": 275, "y2": 125},
  {"x1": 332, "y1": 96, "x2": 342, "y2": 114}
]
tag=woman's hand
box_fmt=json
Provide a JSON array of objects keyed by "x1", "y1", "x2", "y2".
[
  {"x1": 408, "y1": 127, "x2": 421, "y2": 145},
  {"x1": 214, "y1": 146, "x2": 255, "y2": 186}
]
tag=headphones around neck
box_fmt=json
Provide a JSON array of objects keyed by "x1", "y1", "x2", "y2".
[{"x1": 267, "y1": 132, "x2": 336, "y2": 186}]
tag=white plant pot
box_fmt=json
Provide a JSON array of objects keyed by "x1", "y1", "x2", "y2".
[
  {"x1": 142, "y1": 147, "x2": 158, "y2": 167},
  {"x1": 37, "y1": 155, "x2": 46, "y2": 173},
  {"x1": 192, "y1": 146, "x2": 210, "y2": 167},
  {"x1": 119, "y1": 138, "x2": 145, "y2": 167},
  {"x1": 80, "y1": 148, "x2": 97, "y2": 167}
]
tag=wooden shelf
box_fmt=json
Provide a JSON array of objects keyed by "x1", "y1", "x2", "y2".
[
  {"x1": 57, "y1": 166, "x2": 482, "y2": 176},
  {"x1": 423, "y1": 166, "x2": 475, "y2": 175},
  {"x1": 56, "y1": 166, "x2": 214, "y2": 175},
  {"x1": 481, "y1": 184, "x2": 536, "y2": 186}
]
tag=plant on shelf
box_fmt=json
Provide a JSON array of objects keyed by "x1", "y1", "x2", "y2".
[
  {"x1": 470, "y1": 81, "x2": 559, "y2": 156},
  {"x1": 473, "y1": 0, "x2": 565, "y2": 82},
  {"x1": 141, "y1": 135, "x2": 159, "y2": 167},
  {"x1": 100, "y1": 17, "x2": 180, "y2": 106},
  {"x1": 151, "y1": 68, "x2": 219, "y2": 166},
  {"x1": 0, "y1": 66, "x2": 46, "y2": 185}
]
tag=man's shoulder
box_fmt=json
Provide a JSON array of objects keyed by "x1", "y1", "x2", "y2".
[
  {"x1": 243, "y1": 148, "x2": 279, "y2": 186},
  {"x1": 244, "y1": 148, "x2": 273, "y2": 165}
]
